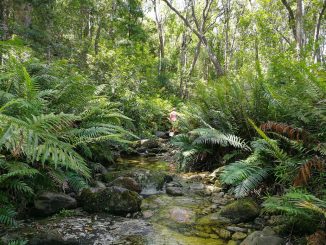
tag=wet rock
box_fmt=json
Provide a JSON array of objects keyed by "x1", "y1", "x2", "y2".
[
  {"x1": 232, "y1": 232, "x2": 247, "y2": 240},
  {"x1": 142, "y1": 210, "x2": 154, "y2": 219},
  {"x1": 104, "y1": 169, "x2": 170, "y2": 194},
  {"x1": 168, "y1": 207, "x2": 195, "y2": 224},
  {"x1": 79, "y1": 186, "x2": 142, "y2": 215},
  {"x1": 91, "y1": 162, "x2": 108, "y2": 175},
  {"x1": 166, "y1": 186, "x2": 183, "y2": 196},
  {"x1": 108, "y1": 177, "x2": 142, "y2": 193},
  {"x1": 166, "y1": 181, "x2": 182, "y2": 187},
  {"x1": 197, "y1": 212, "x2": 231, "y2": 226},
  {"x1": 34, "y1": 192, "x2": 77, "y2": 216},
  {"x1": 155, "y1": 131, "x2": 169, "y2": 139},
  {"x1": 227, "y1": 226, "x2": 248, "y2": 233},
  {"x1": 147, "y1": 148, "x2": 164, "y2": 154},
  {"x1": 140, "y1": 139, "x2": 159, "y2": 149},
  {"x1": 227, "y1": 241, "x2": 238, "y2": 245},
  {"x1": 240, "y1": 226, "x2": 284, "y2": 245},
  {"x1": 213, "y1": 228, "x2": 231, "y2": 239},
  {"x1": 94, "y1": 181, "x2": 106, "y2": 188},
  {"x1": 220, "y1": 198, "x2": 260, "y2": 223}
]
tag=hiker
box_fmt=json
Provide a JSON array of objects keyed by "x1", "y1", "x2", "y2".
[{"x1": 169, "y1": 108, "x2": 178, "y2": 136}]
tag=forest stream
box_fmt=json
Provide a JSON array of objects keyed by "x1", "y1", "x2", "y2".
[{"x1": 1, "y1": 154, "x2": 269, "y2": 245}]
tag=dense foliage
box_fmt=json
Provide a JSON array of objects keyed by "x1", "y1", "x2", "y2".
[{"x1": 0, "y1": 0, "x2": 325, "y2": 242}]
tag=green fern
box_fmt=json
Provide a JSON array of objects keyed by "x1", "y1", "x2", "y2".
[
  {"x1": 263, "y1": 189, "x2": 326, "y2": 218},
  {"x1": 0, "y1": 205, "x2": 17, "y2": 226},
  {"x1": 191, "y1": 128, "x2": 250, "y2": 151},
  {"x1": 8, "y1": 240, "x2": 28, "y2": 245}
]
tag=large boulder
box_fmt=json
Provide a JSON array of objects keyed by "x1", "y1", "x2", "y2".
[
  {"x1": 220, "y1": 198, "x2": 260, "y2": 223},
  {"x1": 79, "y1": 186, "x2": 142, "y2": 215},
  {"x1": 240, "y1": 227, "x2": 284, "y2": 245},
  {"x1": 104, "y1": 169, "x2": 171, "y2": 194},
  {"x1": 108, "y1": 177, "x2": 142, "y2": 193},
  {"x1": 140, "y1": 139, "x2": 159, "y2": 149},
  {"x1": 34, "y1": 192, "x2": 77, "y2": 216}
]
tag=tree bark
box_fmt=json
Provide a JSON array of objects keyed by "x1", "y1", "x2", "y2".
[
  {"x1": 295, "y1": 0, "x2": 304, "y2": 57},
  {"x1": 152, "y1": 0, "x2": 165, "y2": 75},
  {"x1": 180, "y1": 31, "x2": 187, "y2": 98},
  {"x1": 94, "y1": 20, "x2": 102, "y2": 55},
  {"x1": 0, "y1": 0, "x2": 10, "y2": 41},
  {"x1": 162, "y1": 0, "x2": 224, "y2": 76},
  {"x1": 314, "y1": 0, "x2": 326, "y2": 63},
  {"x1": 0, "y1": 0, "x2": 11, "y2": 65},
  {"x1": 281, "y1": 0, "x2": 297, "y2": 38}
]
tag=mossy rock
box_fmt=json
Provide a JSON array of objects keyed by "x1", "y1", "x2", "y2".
[
  {"x1": 197, "y1": 212, "x2": 231, "y2": 226},
  {"x1": 220, "y1": 199, "x2": 260, "y2": 223},
  {"x1": 240, "y1": 226, "x2": 284, "y2": 245},
  {"x1": 108, "y1": 177, "x2": 142, "y2": 193},
  {"x1": 79, "y1": 186, "x2": 142, "y2": 215},
  {"x1": 104, "y1": 169, "x2": 169, "y2": 191}
]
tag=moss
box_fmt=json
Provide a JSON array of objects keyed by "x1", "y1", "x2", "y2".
[{"x1": 220, "y1": 198, "x2": 260, "y2": 223}]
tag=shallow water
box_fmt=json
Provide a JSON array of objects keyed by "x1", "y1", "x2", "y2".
[
  {"x1": 3, "y1": 156, "x2": 232, "y2": 245},
  {"x1": 118, "y1": 156, "x2": 229, "y2": 245}
]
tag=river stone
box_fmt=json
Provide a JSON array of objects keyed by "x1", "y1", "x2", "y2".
[
  {"x1": 240, "y1": 226, "x2": 284, "y2": 245},
  {"x1": 155, "y1": 131, "x2": 169, "y2": 139},
  {"x1": 79, "y1": 186, "x2": 142, "y2": 215},
  {"x1": 104, "y1": 169, "x2": 169, "y2": 193},
  {"x1": 227, "y1": 226, "x2": 247, "y2": 233},
  {"x1": 34, "y1": 192, "x2": 77, "y2": 216},
  {"x1": 214, "y1": 228, "x2": 231, "y2": 239},
  {"x1": 140, "y1": 139, "x2": 159, "y2": 149},
  {"x1": 168, "y1": 207, "x2": 195, "y2": 224},
  {"x1": 232, "y1": 232, "x2": 247, "y2": 240},
  {"x1": 108, "y1": 177, "x2": 142, "y2": 193},
  {"x1": 197, "y1": 212, "x2": 231, "y2": 226},
  {"x1": 166, "y1": 186, "x2": 183, "y2": 196},
  {"x1": 220, "y1": 198, "x2": 260, "y2": 223}
]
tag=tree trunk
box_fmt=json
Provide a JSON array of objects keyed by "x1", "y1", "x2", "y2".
[
  {"x1": 180, "y1": 31, "x2": 187, "y2": 98},
  {"x1": 313, "y1": 0, "x2": 326, "y2": 63},
  {"x1": 295, "y1": 0, "x2": 304, "y2": 57},
  {"x1": 152, "y1": 0, "x2": 165, "y2": 75},
  {"x1": 94, "y1": 20, "x2": 102, "y2": 55},
  {"x1": 162, "y1": 0, "x2": 224, "y2": 76},
  {"x1": 0, "y1": 0, "x2": 10, "y2": 65},
  {"x1": 0, "y1": 0, "x2": 10, "y2": 41}
]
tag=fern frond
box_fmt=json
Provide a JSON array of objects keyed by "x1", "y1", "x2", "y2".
[
  {"x1": 234, "y1": 167, "x2": 270, "y2": 197},
  {"x1": 191, "y1": 128, "x2": 250, "y2": 150},
  {"x1": 0, "y1": 206, "x2": 17, "y2": 226},
  {"x1": 248, "y1": 118, "x2": 288, "y2": 161},
  {"x1": 261, "y1": 121, "x2": 308, "y2": 142},
  {"x1": 293, "y1": 156, "x2": 325, "y2": 186}
]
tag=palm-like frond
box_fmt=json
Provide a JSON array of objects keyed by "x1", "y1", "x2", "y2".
[
  {"x1": 0, "y1": 205, "x2": 17, "y2": 226},
  {"x1": 191, "y1": 128, "x2": 250, "y2": 151},
  {"x1": 0, "y1": 112, "x2": 90, "y2": 177},
  {"x1": 264, "y1": 189, "x2": 326, "y2": 218}
]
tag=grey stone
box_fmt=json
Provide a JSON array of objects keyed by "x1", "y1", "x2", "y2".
[
  {"x1": 34, "y1": 192, "x2": 77, "y2": 216},
  {"x1": 166, "y1": 186, "x2": 183, "y2": 196},
  {"x1": 79, "y1": 186, "x2": 142, "y2": 215},
  {"x1": 240, "y1": 226, "x2": 284, "y2": 245},
  {"x1": 227, "y1": 226, "x2": 248, "y2": 233},
  {"x1": 108, "y1": 177, "x2": 142, "y2": 193},
  {"x1": 220, "y1": 198, "x2": 260, "y2": 223}
]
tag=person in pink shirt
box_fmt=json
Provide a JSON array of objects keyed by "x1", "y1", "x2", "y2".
[{"x1": 169, "y1": 108, "x2": 178, "y2": 135}]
